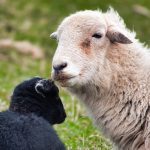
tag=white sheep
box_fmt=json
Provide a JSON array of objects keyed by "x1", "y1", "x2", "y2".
[{"x1": 51, "y1": 8, "x2": 150, "y2": 150}]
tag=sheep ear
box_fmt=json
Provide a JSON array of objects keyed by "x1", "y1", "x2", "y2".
[
  {"x1": 106, "y1": 30, "x2": 132, "y2": 44},
  {"x1": 50, "y1": 32, "x2": 57, "y2": 39}
]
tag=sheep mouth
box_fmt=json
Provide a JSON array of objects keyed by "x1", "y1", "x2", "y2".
[
  {"x1": 53, "y1": 74, "x2": 76, "y2": 82},
  {"x1": 56, "y1": 76, "x2": 75, "y2": 82}
]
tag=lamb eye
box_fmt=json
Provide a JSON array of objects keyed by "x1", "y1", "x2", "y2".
[{"x1": 92, "y1": 33, "x2": 102, "y2": 39}]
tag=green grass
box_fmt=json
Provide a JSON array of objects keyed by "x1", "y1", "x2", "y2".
[{"x1": 0, "y1": 0, "x2": 150, "y2": 149}]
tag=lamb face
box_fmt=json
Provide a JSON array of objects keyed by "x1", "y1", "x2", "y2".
[
  {"x1": 51, "y1": 10, "x2": 132, "y2": 88},
  {"x1": 9, "y1": 77, "x2": 66, "y2": 125}
]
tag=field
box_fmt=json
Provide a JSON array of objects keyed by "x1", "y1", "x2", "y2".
[{"x1": 0, "y1": 0, "x2": 150, "y2": 149}]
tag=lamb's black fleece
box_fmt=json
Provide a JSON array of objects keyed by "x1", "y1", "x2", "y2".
[{"x1": 0, "y1": 77, "x2": 66, "y2": 150}]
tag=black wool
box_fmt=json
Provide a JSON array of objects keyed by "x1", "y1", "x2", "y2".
[{"x1": 0, "y1": 77, "x2": 66, "y2": 150}]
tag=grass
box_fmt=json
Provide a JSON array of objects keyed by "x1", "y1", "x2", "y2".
[{"x1": 0, "y1": 0, "x2": 150, "y2": 149}]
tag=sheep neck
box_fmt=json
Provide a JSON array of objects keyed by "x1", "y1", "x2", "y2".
[{"x1": 67, "y1": 43, "x2": 150, "y2": 149}]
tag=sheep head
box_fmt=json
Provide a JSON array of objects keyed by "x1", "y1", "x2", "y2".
[
  {"x1": 10, "y1": 77, "x2": 66, "y2": 125},
  {"x1": 51, "y1": 9, "x2": 133, "y2": 88}
]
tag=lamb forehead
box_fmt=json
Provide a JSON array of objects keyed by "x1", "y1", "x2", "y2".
[{"x1": 57, "y1": 10, "x2": 107, "y2": 34}]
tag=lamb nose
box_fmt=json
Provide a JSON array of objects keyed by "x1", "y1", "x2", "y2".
[{"x1": 53, "y1": 62, "x2": 67, "y2": 72}]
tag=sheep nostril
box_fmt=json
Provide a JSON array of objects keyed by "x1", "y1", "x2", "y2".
[{"x1": 53, "y1": 62, "x2": 67, "y2": 72}]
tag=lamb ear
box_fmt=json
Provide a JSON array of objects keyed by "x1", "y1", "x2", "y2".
[
  {"x1": 106, "y1": 30, "x2": 132, "y2": 44},
  {"x1": 50, "y1": 32, "x2": 57, "y2": 39}
]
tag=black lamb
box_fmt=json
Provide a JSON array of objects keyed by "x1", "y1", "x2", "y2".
[{"x1": 0, "y1": 77, "x2": 66, "y2": 150}]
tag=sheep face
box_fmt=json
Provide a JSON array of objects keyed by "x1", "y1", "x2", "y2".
[
  {"x1": 9, "y1": 77, "x2": 66, "y2": 125},
  {"x1": 51, "y1": 10, "x2": 132, "y2": 87},
  {"x1": 51, "y1": 11, "x2": 108, "y2": 87}
]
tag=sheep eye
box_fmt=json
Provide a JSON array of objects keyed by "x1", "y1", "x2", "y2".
[{"x1": 92, "y1": 33, "x2": 102, "y2": 39}]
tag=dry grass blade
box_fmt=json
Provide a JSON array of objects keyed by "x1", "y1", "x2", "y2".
[{"x1": 133, "y1": 4, "x2": 150, "y2": 18}]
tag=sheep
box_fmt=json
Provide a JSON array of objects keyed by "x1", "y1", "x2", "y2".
[
  {"x1": 51, "y1": 8, "x2": 150, "y2": 150},
  {"x1": 0, "y1": 77, "x2": 66, "y2": 150}
]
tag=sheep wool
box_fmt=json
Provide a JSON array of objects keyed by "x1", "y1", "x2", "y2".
[{"x1": 51, "y1": 8, "x2": 150, "y2": 150}]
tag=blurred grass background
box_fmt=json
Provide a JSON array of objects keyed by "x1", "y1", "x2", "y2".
[{"x1": 0, "y1": 0, "x2": 150, "y2": 149}]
